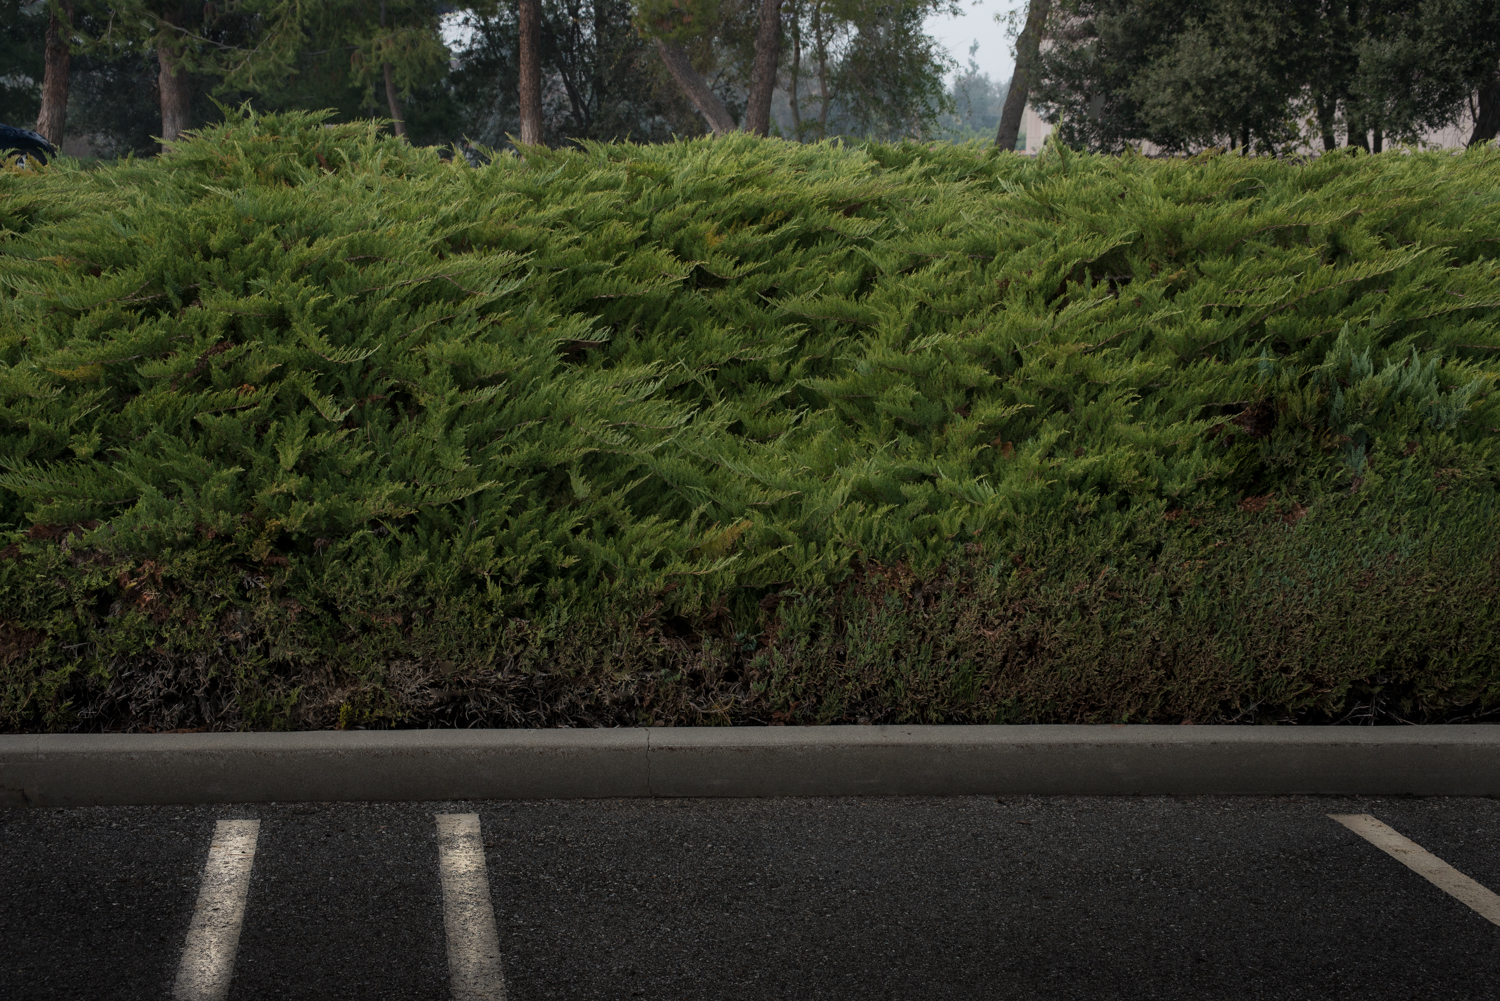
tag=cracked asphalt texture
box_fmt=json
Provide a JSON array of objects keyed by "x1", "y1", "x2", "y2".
[{"x1": 3, "y1": 795, "x2": 1498, "y2": 1000}]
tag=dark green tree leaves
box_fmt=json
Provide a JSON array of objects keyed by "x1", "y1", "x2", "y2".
[{"x1": 1035, "y1": 0, "x2": 1500, "y2": 154}]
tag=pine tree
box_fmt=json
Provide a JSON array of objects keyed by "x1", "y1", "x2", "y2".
[
  {"x1": 75, "y1": 0, "x2": 307, "y2": 143},
  {"x1": 34, "y1": 0, "x2": 72, "y2": 148}
]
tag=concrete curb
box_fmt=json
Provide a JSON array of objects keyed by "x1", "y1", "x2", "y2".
[{"x1": 3, "y1": 725, "x2": 1499, "y2": 807}]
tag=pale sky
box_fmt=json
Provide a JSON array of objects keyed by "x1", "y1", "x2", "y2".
[{"x1": 926, "y1": 0, "x2": 1027, "y2": 85}]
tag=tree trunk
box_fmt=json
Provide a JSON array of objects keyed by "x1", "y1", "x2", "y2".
[
  {"x1": 813, "y1": 1, "x2": 829, "y2": 135},
  {"x1": 156, "y1": 45, "x2": 192, "y2": 144},
  {"x1": 1371, "y1": 127, "x2": 1382, "y2": 154},
  {"x1": 36, "y1": 0, "x2": 73, "y2": 148},
  {"x1": 788, "y1": 1, "x2": 802, "y2": 138},
  {"x1": 382, "y1": 63, "x2": 407, "y2": 136},
  {"x1": 378, "y1": 2, "x2": 407, "y2": 137},
  {"x1": 1470, "y1": 70, "x2": 1500, "y2": 145},
  {"x1": 743, "y1": 0, "x2": 781, "y2": 136},
  {"x1": 518, "y1": 0, "x2": 544, "y2": 144},
  {"x1": 995, "y1": 0, "x2": 1050, "y2": 151},
  {"x1": 1346, "y1": 111, "x2": 1368, "y2": 151},
  {"x1": 1315, "y1": 94, "x2": 1337, "y2": 151},
  {"x1": 590, "y1": 0, "x2": 607, "y2": 131},
  {"x1": 656, "y1": 38, "x2": 736, "y2": 136}
]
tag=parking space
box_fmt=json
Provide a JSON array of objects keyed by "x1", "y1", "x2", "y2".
[
  {"x1": 0, "y1": 807, "x2": 210, "y2": 998},
  {"x1": 2, "y1": 796, "x2": 1497, "y2": 1000},
  {"x1": 226, "y1": 806, "x2": 449, "y2": 1001}
]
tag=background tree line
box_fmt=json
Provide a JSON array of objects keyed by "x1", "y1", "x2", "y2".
[
  {"x1": 0, "y1": 0, "x2": 994, "y2": 155},
  {"x1": 1002, "y1": 0, "x2": 1500, "y2": 154},
  {"x1": 12, "y1": 0, "x2": 1492, "y2": 157}
]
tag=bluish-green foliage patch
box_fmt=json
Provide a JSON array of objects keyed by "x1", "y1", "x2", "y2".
[{"x1": 1, "y1": 111, "x2": 1496, "y2": 730}]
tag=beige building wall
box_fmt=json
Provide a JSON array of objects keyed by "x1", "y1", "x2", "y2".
[
  {"x1": 1017, "y1": 101, "x2": 1481, "y2": 154},
  {"x1": 1021, "y1": 104, "x2": 1051, "y2": 154},
  {"x1": 1418, "y1": 106, "x2": 1476, "y2": 150}
]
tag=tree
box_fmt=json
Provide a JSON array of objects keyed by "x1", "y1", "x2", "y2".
[
  {"x1": 638, "y1": 0, "x2": 750, "y2": 135},
  {"x1": 636, "y1": 0, "x2": 916, "y2": 137},
  {"x1": 1471, "y1": 68, "x2": 1500, "y2": 143},
  {"x1": 655, "y1": 35, "x2": 736, "y2": 134},
  {"x1": 76, "y1": 0, "x2": 307, "y2": 144},
  {"x1": 995, "y1": 0, "x2": 1047, "y2": 151},
  {"x1": 1031, "y1": 0, "x2": 1500, "y2": 154},
  {"x1": 1128, "y1": 0, "x2": 1308, "y2": 153},
  {"x1": 329, "y1": 0, "x2": 447, "y2": 138},
  {"x1": 468, "y1": 0, "x2": 675, "y2": 142},
  {"x1": 781, "y1": 0, "x2": 955, "y2": 141},
  {"x1": 0, "y1": 1, "x2": 45, "y2": 133},
  {"x1": 156, "y1": 5, "x2": 192, "y2": 141},
  {"x1": 35, "y1": 0, "x2": 72, "y2": 147},
  {"x1": 227, "y1": 0, "x2": 455, "y2": 144},
  {"x1": 1345, "y1": 0, "x2": 1500, "y2": 149},
  {"x1": 377, "y1": 1, "x2": 408, "y2": 136},
  {"x1": 446, "y1": 0, "x2": 702, "y2": 145},
  {"x1": 939, "y1": 42, "x2": 1009, "y2": 140},
  {"x1": 518, "y1": 0, "x2": 542, "y2": 143},
  {"x1": 72, "y1": 1, "x2": 444, "y2": 146},
  {"x1": 742, "y1": 0, "x2": 779, "y2": 134}
]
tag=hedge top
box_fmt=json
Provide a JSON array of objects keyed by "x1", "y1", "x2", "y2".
[{"x1": 0, "y1": 110, "x2": 1496, "y2": 611}]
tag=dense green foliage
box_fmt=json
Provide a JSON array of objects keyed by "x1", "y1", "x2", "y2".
[
  {"x1": 1, "y1": 110, "x2": 1498, "y2": 731},
  {"x1": 0, "y1": 0, "x2": 963, "y2": 155},
  {"x1": 1037, "y1": 0, "x2": 1500, "y2": 153}
]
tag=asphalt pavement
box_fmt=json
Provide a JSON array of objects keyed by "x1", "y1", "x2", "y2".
[{"x1": 3, "y1": 794, "x2": 1499, "y2": 1000}]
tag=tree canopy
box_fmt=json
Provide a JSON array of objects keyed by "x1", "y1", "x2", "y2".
[
  {"x1": 0, "y1": 0, "x2": 961, "y2": 151},
  {"x1": 1032, "y1": 0, "x2": 1500, "y2": 154},
  {"x1": 7, "y1": 0, "x2": 1499, "y2": 154}
]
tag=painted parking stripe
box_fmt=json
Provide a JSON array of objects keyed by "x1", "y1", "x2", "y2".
[
  {"x1": 1329, "y1": 813, "x2": 1500, "y2": 926},
  {"x1": 436, "y1": 814, "x2": 507, "y2": 1001},
  {"x1": 173, "y1": 818, "x2": 260, "y2": 1001}
]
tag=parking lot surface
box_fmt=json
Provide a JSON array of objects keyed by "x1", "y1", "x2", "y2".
[{"x1": 3, "y1": 795, "x2": 1498, "y2": 1000}]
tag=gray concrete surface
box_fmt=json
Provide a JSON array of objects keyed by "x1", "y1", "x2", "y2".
[
  {"x1": 3, "y1": 794, "x2": 1499, "y2": 1000},
  {"x1": 6, "y1": 725, "x2": 1500, "y2": 806}
]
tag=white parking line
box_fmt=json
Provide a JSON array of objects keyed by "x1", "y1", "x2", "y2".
[
  {"x1": 1329, "y1": 813, "x2": 1500, "y2": 926},
  {"x1": 173, "y1": 818, "x2": 260, "y2": 1001},
  {"x1": 436, "y1": 814, "x2": 507, "y2": 1001}
]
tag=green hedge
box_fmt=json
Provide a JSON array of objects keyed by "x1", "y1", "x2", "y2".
[{"x1": 1, "y1": 110, "x2": 1497, "y2": 731}]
